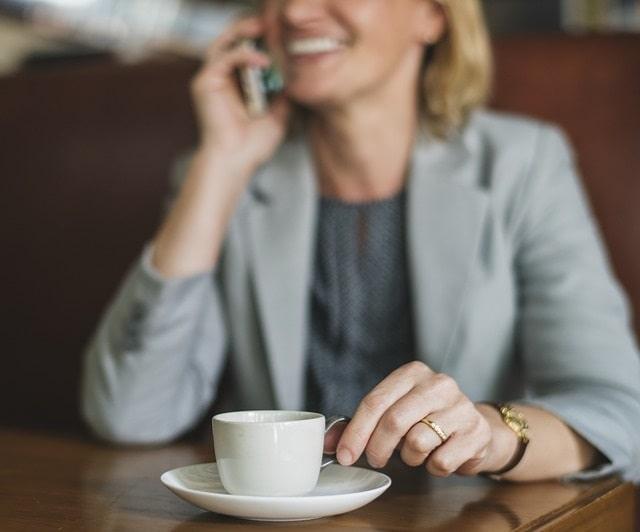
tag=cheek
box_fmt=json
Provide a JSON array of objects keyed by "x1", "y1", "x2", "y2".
[
  {"x1": 352, "y1": 32, "x2": 414, "y2": 82},
  {"x1": 349, "y1": 6, "x2": 419, "y2": 65}
]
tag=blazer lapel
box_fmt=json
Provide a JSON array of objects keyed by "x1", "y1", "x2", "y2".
[
  {"x1": 248, "y1": 137, "x2": 317, "y2": 410},
  {"x1": 407, "y1": 130, "x2": 489, "y2": 372},
  {"x1": 248, "y1": 128, "x2": 489, "y2": 407}
]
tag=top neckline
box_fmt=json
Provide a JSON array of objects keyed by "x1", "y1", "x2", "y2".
[{"x1": 319, "y1": 188, "x2": 406, "y2": 209}]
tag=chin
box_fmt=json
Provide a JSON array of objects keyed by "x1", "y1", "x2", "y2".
[{"x1": 284, "y1": 83, "x2": 345, "y2": 110}]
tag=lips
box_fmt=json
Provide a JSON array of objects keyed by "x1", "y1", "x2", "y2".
[{"x1": 285, "y1": 36, "x2": 347, "y2": 56}]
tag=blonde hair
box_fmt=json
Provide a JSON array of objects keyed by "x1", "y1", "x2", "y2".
[{"x1": 422, "y1": 0, "x2": 493, "y2": 138}]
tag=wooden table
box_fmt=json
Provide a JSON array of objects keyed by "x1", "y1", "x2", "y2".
[{"x1": 0, "y1": 428, "x2": 635, "y2": 531}]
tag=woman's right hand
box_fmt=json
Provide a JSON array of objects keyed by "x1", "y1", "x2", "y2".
[
  {"x1": 152, "y1": 16, "x2": 291, "y2": 279},
  {"x1": 191, "y1": 16, "x2": 291, "y2": 174}
]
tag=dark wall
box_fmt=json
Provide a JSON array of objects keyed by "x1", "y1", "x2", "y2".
[
  {"x1": 483, "y1": 0, "x2": 562, "y2": 34},
  {"x1": 0, "y1": 58, "x2": 199, "y2": 431}
]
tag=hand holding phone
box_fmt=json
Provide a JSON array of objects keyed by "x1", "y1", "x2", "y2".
[
  {"x1": 154, "y1": 20, "x2": 290, "y2": 281},
  {"x1": 237, "y1": 38, "x2": 284, "y2": 117},
  {"x1": 190, "y1": 17, "x2": 290, "y2": 173}
]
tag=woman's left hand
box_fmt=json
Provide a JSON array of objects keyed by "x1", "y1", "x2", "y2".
[{"x1": 336, "y1": 361, "x2": 502, "y2": 476}]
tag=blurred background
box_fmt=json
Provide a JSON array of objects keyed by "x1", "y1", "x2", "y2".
[{"x1": 1, "y1": 0, "x2": 639, "y2": 436}]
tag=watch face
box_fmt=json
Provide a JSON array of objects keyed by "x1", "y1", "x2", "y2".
[
  {"x1": 506, "y1": 418, "x2": 522, "y2": 431},
  {"x1": 502, "y1": 406, "x2": 529, "y2": 442}
]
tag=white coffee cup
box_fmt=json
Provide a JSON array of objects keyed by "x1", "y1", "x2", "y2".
[{"x1": 212, "y1": 410, "x2": 346, "y2": 497}]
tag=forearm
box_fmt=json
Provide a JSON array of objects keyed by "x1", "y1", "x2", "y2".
[
  {"x1": 81, "y1": 253, "x2": 225, "y2": 443},
  {"x1": 152, "y1": 146, "x2": 256, "y2": 279},
  {"x1": 476, "y1": 403, "x2": 601, "y2": 481}
]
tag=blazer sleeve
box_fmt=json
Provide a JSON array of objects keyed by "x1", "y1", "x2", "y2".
[
  {"x1": 80, "y1": 153, "x2": 228, "y2": 444},
  {"x1": 511, "y1": 125, "x2": 640, "y2": 482}
]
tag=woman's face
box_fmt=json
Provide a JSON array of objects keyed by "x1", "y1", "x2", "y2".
[{"x1": 261, "y1": 0, "x2": 445, "y2": 109}]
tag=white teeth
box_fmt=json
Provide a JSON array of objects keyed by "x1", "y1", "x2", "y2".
[{"x1": 286, "y1": 37, "x2": 345, "y2": 55}]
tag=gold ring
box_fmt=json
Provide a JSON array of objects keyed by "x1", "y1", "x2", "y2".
[{"x1": 419, "y1": 417, "x2": 449, "y2": 443}]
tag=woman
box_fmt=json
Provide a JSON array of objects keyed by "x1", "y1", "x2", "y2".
[{"x1": 82, "y1": 0, "x2": 640, "y2": 482}]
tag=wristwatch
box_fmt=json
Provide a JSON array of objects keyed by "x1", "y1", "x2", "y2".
[{"x1": 485, "y1": 403, "x2": 529, "y2": 477}]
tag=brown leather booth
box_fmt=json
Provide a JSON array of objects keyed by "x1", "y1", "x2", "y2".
[{"x1": 1, "y1": 34, "x2": 639, "y2": 434}]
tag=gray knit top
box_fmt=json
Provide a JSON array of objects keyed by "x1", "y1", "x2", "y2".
[{"x1": 305, "y1": 189, "x2": 416, "y2": 417}]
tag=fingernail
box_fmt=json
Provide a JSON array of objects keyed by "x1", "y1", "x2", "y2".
[{"x1": 337, "y1": 447, "x2": 353, "y2": 466}]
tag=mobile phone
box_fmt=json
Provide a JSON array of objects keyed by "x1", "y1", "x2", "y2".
[{"x1": 237, "y1": 39, "x2": 283, "y2": 117}]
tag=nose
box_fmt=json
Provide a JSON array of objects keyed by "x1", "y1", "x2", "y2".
[{"x1": 280, "y1": 0, "x2": 326, "y2": 26}]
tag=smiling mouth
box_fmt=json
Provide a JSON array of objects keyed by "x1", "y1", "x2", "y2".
[{"x1": 285, "y1": 37, "x2": 348, "y2": 56}]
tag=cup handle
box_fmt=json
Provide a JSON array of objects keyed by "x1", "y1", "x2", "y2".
[{"x1": 321, "y1": 415, "x2": 351, "y2": 470}]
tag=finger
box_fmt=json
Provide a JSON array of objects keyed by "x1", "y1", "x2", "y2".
[
  {"x1": 192, "y1": 46, "x2": 270, "y2": 94},
  {"x1": 400, "y1": 396, "x2": 478, "y2": 465},
  {"x1": 216, "y1": 45, "x2": 271, "y2": 82},
  {"x1": 455, "y1": 455, "x2": 489, "y2": 476},
  {"x1": 455, "y1": 416, "x2": 493, "y2": 476},
  {"x1": 399, "y1": 400, "x2": 468, "y2": 467},
  {"x1": 400, "y1": 420, "x2": 443, "y2": 466},
  {"x1": 425, "y1": 417, "x2": 491, "y2": 477},
  {"x1": 337, "y1": 361, "x2": 432, "y2": 466},
  {"x1": 323, "y1": 419, "x2": 348, "y2": 454},
  {"x1": 205, "y1": 16, "x2": 264, "y2": 60},
  {"x1": 363, "y1": 381, "x2": 453, "y2": 468},
  {"x1": 363, "y1": 373, "x2": 461, "y2": 468}
]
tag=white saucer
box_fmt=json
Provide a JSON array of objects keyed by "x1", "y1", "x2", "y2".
[{"x1": 161, "y1": 462, "x2": 391, "y2": 522}]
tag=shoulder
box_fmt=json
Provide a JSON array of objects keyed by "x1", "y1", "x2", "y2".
[
  {"x1": 459, "y1": 110, "x2": 576, "y2": 195},
  {"x1": 467, "y1": 109, "x2": 543, "y2": 141},
  {"x1": 456, "y1": 110, "x2": 584, "y2": 244},
  {"x1": 465, "y1": 109, "x2": 574, "y2": 165}
]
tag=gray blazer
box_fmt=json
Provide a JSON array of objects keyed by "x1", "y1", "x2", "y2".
[{"x1": 81, "y1": 110, "x2": 640, "y2": 481}]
